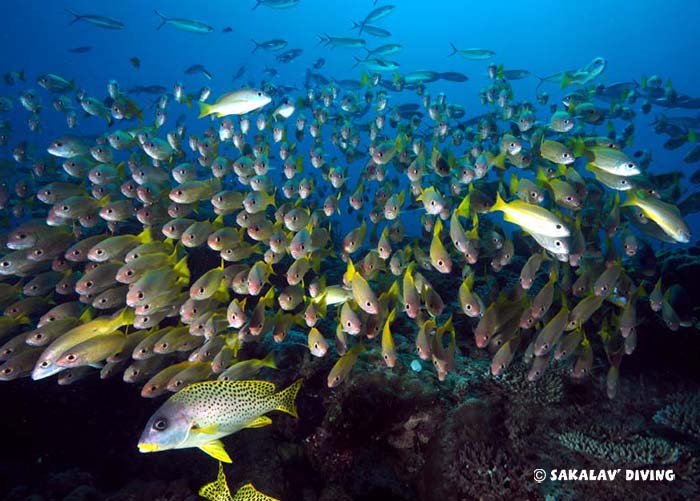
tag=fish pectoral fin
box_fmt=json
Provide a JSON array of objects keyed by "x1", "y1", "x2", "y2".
[
  {"x1": 244, "y1": 416, "x2": 272, "y2": 429},
  {"x1": 191, "y1": 423, "x2": 219, "y2": 435},
  {"x1": 199, "y1": 440, "x2": 232, "y2": 463}
]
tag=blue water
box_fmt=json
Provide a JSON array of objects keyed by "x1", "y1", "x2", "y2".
[{"x1": 3, "y1": 0, "x2": 700, "y2": 230}]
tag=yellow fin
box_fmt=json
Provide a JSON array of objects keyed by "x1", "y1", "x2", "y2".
[
  {"x1": 199, "y1": 462, "x2": 231, "y2": 501},
  {"x1": 212, "y1": 279, "x2": 230, "y2": 303},
  {"x1": 261, "y1": 351, "x2": 277, "y2": 369},
  {"x1": 274, "y1": 378, "x2": 302, "y2": 418},
  {"x1": 192, "y1": 423, "x2": 219, "y2": 435},
  {"x1": 199, "y1": 440, "x2": 232, "y2": 463},
  {"x1": 245, "y1": 416, "x2": 272, "y2": 429},
  {"x1": 174, "y1": 256, "x2": 190, "y2": 283},
  {"x1": 136, "y1": 226, "x2": 153, "y2": 244}
]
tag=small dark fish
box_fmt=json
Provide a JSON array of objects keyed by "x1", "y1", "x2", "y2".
[
  {"x1": 130, "y1": 57, "x2": 141, "y2": 69},
  {"x1": 127, "y1": 85, "x2": 166, "y2": 95},
  {"x1": 502, "y1": 69, "x2": 530, "y2": 80},
  {"x1": 678, "y1": 191, "x2": 700, "y2": 214},
  {"x1": 185, "y1": 64, "x2": 213, "y2": 80},
  {"x1": 313, "y1": 58, "x2": 326, "y2": 70},
  {"x1": 691, "y1": 168, "x2": 700, "y2": 184},
  {"x1": 439, "y1": 71, "x2": 468, "y2": 82},
  {"x1": 232, "y1": 66, "x2": 245, "y2": 80},
  {"x1": 276, "y1": 48, "x2": 303, "y2": 63},
  {"x1": 663, "y1": 135, "x2": 687, "y2": 150},
  {"x1": 222, "y1": 26, "x2": 233, "y2": 33},
  {"x1": 69, "y1": 46, "x2": 93, "y2": 54},
  {"x1": 684, "y1": 145, "x2": 700, "y2": 164},
  {"x1": 65, "y1": 9, "x2": 125, "y2": 30}
]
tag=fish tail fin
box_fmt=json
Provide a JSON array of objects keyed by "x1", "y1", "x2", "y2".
[
  {"x1": 491, "y1": 151, "x2": 506, "y2": 170},
  {"x1": 174, "y1": 256, "x2": 190, "y2": 283},
  {"x1": 252, "y1": 0, "x2": 262, "y2": 9},
  {"x1": 250, "y1": 39, "x2": 260, "y2": 53},
  {"x1": 560, "y1": 72, "x2": 573, "y2": 89},
  {"x1": 317, "y1": 33, "x2": 331, "y2": 47},
  {"x1": 154, "y1": 10, "x2": 167, "y2": 30},
  {"x1": 456, "y1": 193, "x2": 471, "y2": 218},
  {"x1": 274, "y1": 379, "x2": 302, "y2": 418},
  {"x1": 198, "y1": 462, "x2": 231, "y2": 500},
  {"x1": 137, "y1": 226, "x2": 153, "y2": 244},
  {"x1": 262, "y1": 351, "x2": 277, "y2": 369},
  {"x1": 65, "y1": 9, "x2": 81, "y2": 24},
  {"x1": 533, "y1": 74, "x2": 546, "y2": 92},
  {"x1": 198, "y1": 102, "x2": 211, "y2": 119},
  {"x1": 508, "y1": 173, "x2": 519, "y2": 197},
  {"x1": 351, "y1": 56, "x2": 362, "y2": 70},
  {"x1": 360, "y1": 71, "x2": 369, "y2": 87},
  {"x1": 490, "y1": 192, "x2": 507, "y2": 213},
  {"x1": 448, "y1": 42, "x2": 458, "y2": 57}
]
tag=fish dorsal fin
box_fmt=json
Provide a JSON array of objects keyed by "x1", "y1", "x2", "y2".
[{"x1": 199, "y1": 439, "x2": 232, "y2": 463}]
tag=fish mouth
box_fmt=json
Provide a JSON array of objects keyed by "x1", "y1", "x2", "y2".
[{"x1": 137, "y1": 443, "x2": 160, "y2": 453}]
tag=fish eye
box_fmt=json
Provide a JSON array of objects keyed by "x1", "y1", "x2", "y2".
[
  {"x1": 153, "y1": 418, "x2": 168, "y2": 431},
  {"x1": 626, "y1": 162, "x2": 635, "y2": 169},
  {"x1": 555, "y1": 241, "x2": 562, "y2": 247},
  {"x1": 137, "y1": 292, "x2": 144, "y2": 300},
  {"x1": 55, "y1": 142, "x2": 63, "y2": 147},
  {"x1": 62, "y1": 205, "x2": 69, "y2": 211},
  {"x1": 465, "y1": 304, "x2": 472, "y2": 311},
  {"x1": 566, "y1": 196, "x2": 573, "y2": 202},
  {"x1": 40, "y1": 361, "x2": 49, "y2": 368},
  {"x1": 2, "y1": 367, "x2": 12, "y2": 376}
]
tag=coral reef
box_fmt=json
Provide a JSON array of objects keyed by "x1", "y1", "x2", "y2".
[
  {"x1": 557, "y1": 432, "x2": 680, "y2": 466},
  {"x1": 653, "y1": 393, "x2": 700, "y2": 441}
]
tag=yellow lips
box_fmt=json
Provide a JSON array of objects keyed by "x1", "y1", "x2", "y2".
[{"x1": 138, "y1": 443, "x2": 159, "y2": 453}]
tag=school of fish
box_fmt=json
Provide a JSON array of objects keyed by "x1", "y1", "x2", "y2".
[{"x1": 1, "y1": 3, "x2": 699, "y2": 468}]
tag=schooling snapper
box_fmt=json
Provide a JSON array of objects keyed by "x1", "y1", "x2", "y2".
[{"x1": 1, "y1": 1, "x2": 700, "y2": 499}]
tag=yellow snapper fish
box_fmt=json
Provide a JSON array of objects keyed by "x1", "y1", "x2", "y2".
[
  {"x1": 199, "y1": 89, "x2": 272, "y2": 118},
  {"x1": 489, "y1": 192, "x2": 570, "y2": 238},
  {"x1": 138, "y1": 378, "x2": 302, "y2": 463},
  {"x1": 621, "y1": 190, "x2": 691, "y2": 243}
]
